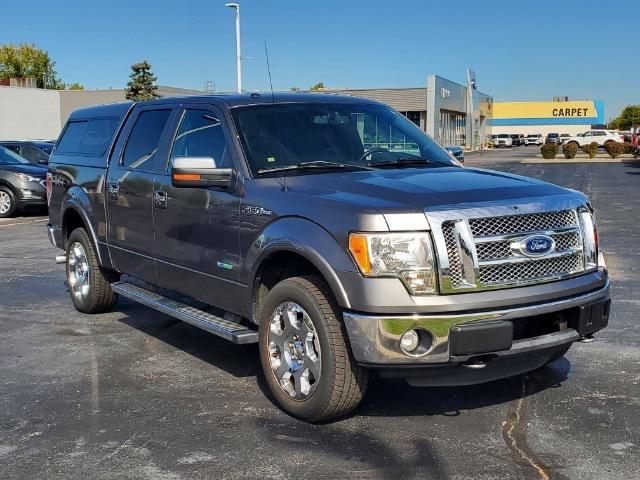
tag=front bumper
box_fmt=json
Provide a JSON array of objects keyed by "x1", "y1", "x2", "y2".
[{"x1": 343, "y1": 280, "x2": 610, "y2": 366}]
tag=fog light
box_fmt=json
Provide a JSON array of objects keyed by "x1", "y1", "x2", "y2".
[
  {"x1": 21, "y1": 189, "x2": 35, "y2": 198},
  {"x1": 400, "y1": 329, "x2": 420, "y2": 353}
]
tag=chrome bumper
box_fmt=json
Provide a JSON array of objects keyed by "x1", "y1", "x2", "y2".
[{"x1": 343, "y1": 281, "x2": 610, "y2": 365}]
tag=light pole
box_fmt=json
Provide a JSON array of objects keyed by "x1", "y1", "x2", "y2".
[{"x1": 225, "y1": 3, "x2": 242, "y2": 93}]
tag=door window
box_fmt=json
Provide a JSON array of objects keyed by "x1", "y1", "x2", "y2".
[
  {"x1": 20, "y1": 144, "x2": 48, "y2": 164},
  {"x1": 122, "y1": 109, "x2": 172, "y2": 170},
  {"x1": 171, "y1": 109, "x2": 230, "y2": 168}
]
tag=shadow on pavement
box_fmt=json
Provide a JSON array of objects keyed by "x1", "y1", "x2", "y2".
[{"x1": 115, "y1": 297, "x2": 570, "y2": 419}]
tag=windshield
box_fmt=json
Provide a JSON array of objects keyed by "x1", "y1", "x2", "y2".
[
  {"x1": 0, "y1": 146, "x2": 30, "y2": 165},
  {"x1": 231, "y1": 102, "x2": 455, "y2": 175},
  {"x1": 497, "y1": 134, "x2": 509, "y2": 138}
]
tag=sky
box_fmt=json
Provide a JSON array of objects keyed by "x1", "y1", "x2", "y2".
[{"x1": 1, "y1": 0, "x2": 636, "y2": 119}]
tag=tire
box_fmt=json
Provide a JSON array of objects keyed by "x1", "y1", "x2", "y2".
[
  {"x1": 258, "y1": 275, "x2": 368, "y2": 422},
  {"x1": 0, "y1": 186, "x2": 18, "y2": 218},
  {"x1": 66, "y1": 227, "x2": 118, "y2": 313}
]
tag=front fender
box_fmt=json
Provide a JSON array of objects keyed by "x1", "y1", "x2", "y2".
[{"x1": 243, "y1": 217, "x2": 358, "y2": 309}]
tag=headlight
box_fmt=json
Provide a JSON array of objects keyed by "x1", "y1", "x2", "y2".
[
  {"x1": 348, "y1": 232, "x2": 437, "y2": 294},
  {"x1": 16, "y1": 173, "x2": 41, "y2": 182}
]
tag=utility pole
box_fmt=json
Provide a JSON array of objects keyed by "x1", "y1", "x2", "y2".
[{"x1": 225, "y1": 3, "x2": 242, "y2": 93}]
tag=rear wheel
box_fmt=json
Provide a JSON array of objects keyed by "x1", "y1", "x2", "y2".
[
  {"x1": 259, "y1": 275, "x2": 368, "y2": 422},
  {"x1": 66, "y1": 227, "x2": 118, "y2": 313},
  {"x1": 0, "y1": 186, "x2": 18, "y2": 218}
]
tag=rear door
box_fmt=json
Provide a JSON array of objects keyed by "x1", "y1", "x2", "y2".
[
  {"x1": 152, "y1": 104, "x2": 242, "y2": 311},
  {"x1": 106, "y1": 106, "x2": 176, "y2": 282}
]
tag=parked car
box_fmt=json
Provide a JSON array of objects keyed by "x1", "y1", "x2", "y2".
[
  {"x1": 445, "y1": 146, "x2": 464, "y2": 164},
  {"x1": 0, "y1": 140, "x2": 54, "y2": 166},
  {"x1": 562, "y1": 130, "x2": 624, "y2": 148},
  {"x1": 525, "y1": 134, "x2": 543, "y2": 146},
  {"x1": 0, "y1": 146, "x2": 47, "y2": 217},
  {"x1": 560, "y1": 134, "x2": 571, "y2": 144},
  {"x1": 493, "y1": 134, "x2": 513, "y2": 147},
  {"x1": 509, "y1": 134, "x2": 521, "y2": 146},
  {"x1": 47, "y1": 94, "x2": 610, "y2": 422},
  {"x1": 545, "y1": 133, "x2": 561, "y2": 144}
]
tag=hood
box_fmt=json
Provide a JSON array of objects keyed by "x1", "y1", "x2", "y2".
[
  {"x1": 280, "y1": 167, "x2": 582, "y2": 212},
  {"x1": 0, "y1": 163, "x2": 47, "y2": 176}
]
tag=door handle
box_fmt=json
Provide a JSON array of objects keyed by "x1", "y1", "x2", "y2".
[
  {"x1": 107, "y1": 181, "x2": 120, "y2": 199},
  {"x1": 154, "y1": 190, "x2": 167, "y2": 209}
]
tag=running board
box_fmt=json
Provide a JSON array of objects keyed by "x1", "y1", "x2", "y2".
[{"x1": 111, "y1": 281, "x2": 258, "y2": 344}]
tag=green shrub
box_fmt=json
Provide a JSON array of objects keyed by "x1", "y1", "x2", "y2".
[
  {"x1": 540, "y1": 143, "x2": 558, "y2": 159},
  {"x1": 622, "y1": 142, "x2": 638, "y2": 157},
  {"x1": 581, "y1": 142, "x2": 598, "y2": 158},
  {"x1": 604, "y1": 141, "x2": 626, "y2": 158},
  {"x1": 562, "y1": 142, "x2": 578, "y2": 159}
]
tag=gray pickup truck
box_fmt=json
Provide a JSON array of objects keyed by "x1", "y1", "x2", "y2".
[{"x1": 47, "y1": 93, "x2": 610, "y2": 422}]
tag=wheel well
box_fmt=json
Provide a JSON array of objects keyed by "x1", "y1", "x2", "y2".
[
  {"x1": 0, "y1": 180, "x2": 16, "y2": 195},
  {"x1": 252, "y1": 251, "x2": 326, "y2": 322},
  {"x1": 62, "y1": 208, "x2": 86, "y2": 247}
]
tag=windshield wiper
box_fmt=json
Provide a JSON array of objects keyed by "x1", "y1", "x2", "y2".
[
  {"x1": 367, "y1": 157, "x2": 444, "y2": 168},
  {"x1": 257, "y1": 160, "x2": 374, "y2": 175}
]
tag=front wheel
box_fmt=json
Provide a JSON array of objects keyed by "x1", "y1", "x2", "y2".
[
  {"x1": 0, "y1": 186, "x2": 18, "y2": 218},
  {"x1": 259, "y1": 276, "x2": 368, "y2": 422}
]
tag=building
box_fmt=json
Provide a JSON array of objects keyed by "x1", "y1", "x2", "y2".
[
  {"x1": 312, "y1": 71, "x2": 493, "y2": 149},
  {"x1": 0, "y1": 71, "x2": 493, "y2": 148},
  {"x1": 490, "y1": 100, "x2": 605, "y2": 137},
  {"x1": 0, "y1": 85, "x2": 201, "y2": 140}
]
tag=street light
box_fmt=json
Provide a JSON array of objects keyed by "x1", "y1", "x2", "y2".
[{"x1": 225, "y1": 2, "x2": 242, "y2": 93}]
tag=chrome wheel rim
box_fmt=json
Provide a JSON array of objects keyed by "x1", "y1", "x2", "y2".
[
  {"x1": 68, "y1": 242, "x2": 90, "y2": 302},
  {"x1": 0, "y1": 191, "x2": 10, "y2": 214},
  {"x1": 267, "y1": 302, "x2": 321, "y2": 400}
]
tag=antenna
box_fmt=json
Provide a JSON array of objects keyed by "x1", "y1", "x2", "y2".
[{"x1": 264, "y1": 40, "x2": 275, "y2": 103}]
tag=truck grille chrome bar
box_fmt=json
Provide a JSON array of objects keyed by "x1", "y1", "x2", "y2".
[{"x1": 430, "y1": 207, "x2": 588, "y2": 293}]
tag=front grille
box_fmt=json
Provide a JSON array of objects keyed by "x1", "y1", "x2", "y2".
[
  {"x1": 442, "y1": 222, "x2": 463, "y2": 288},
  {"x1": 469, "y1": 210, "x2": 577, "y2": 237},
  {"x1": 479, "y1": 253, "x2": 584, "y2": 285},
  {"x1": 476, "y1": 230, "x2": 582, "y2": 261},
  {"x1": 439, "y1": 208, "x2": 585, "y2": 292}
]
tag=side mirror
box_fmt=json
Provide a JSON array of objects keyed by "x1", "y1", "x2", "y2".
[{"x1": 171, "y1": 156, "x2": 233, "y2": 189}]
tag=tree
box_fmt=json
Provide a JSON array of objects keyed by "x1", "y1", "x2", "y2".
[
  {"x1": 0, "y1": 43, "x2": 63, "y2": 89},
  {"x1": 67, "y1": 82, "x2": 84, "y2": 90},
  {"x1": 309, "y1": 82, "x2": 325, "y2": 91},
  {"x1": 610, "y1": 105, "x2": 640, "y2": 130},
  {"x1": 125, "y1": 60, "x2": 160, "y2": 101}
]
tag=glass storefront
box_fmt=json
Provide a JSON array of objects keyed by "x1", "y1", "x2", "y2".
[{"x1": 439, "y1": 110, "x2": 466, "y2": 147}]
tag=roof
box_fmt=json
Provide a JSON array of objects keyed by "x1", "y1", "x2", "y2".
[
  {"x1": 65, "y1": 92, "x2": 386, "y2": 121},
  {"x1": 139, "y1": 92, "x2": 385, "y2": 108},
  {"x1": 68, "y1": 102, "x2": 133, "y2": 120}
]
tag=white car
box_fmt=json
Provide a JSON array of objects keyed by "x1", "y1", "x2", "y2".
[
  {"x1": 493, "y1": 134, "x2": 513, "y2": 147},
  {"x1": 562, "y1": 130, "x2": 624, "y2": 147},
  {"x1": 524, "y1": 134, "x2": 543, "y2": 146}
]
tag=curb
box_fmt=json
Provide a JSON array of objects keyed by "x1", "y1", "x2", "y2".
[{"x1": 522, "y1": 158, "x2": 640, "y2": 164}]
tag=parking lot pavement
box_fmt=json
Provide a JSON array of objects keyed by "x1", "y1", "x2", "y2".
[{"x1": 1, "y1": 149, "x2": 639, "y2": 480}]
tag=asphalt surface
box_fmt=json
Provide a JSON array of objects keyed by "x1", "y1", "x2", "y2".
[{"x1": 1, "y1": 148, "x2": 638, "y2": 480}]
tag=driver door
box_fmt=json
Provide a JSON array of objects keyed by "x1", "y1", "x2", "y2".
[{"x1": 153, "y1": 105, "x2": 242, "y2": 312}]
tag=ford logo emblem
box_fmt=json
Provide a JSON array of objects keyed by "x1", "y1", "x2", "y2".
[{"x1": 513, "y1": 235, "x2": 555, "y2": 257}]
